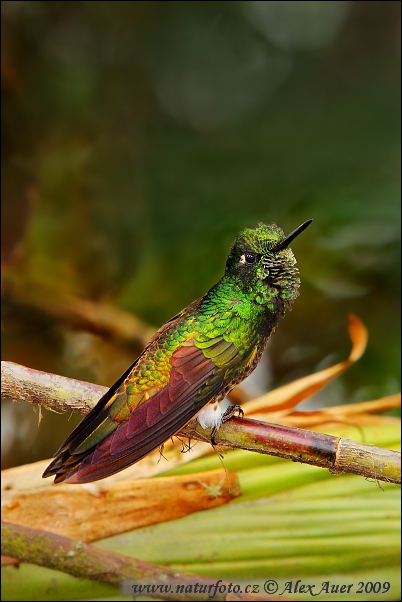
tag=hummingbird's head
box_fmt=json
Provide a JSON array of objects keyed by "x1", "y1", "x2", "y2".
[{"x1": 225, "y1": 220, "x2": 312, "y2": 307}]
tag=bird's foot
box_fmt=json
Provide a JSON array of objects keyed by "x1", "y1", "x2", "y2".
[
  {"x1": 210, "y1": 404, "x2": 244, "y2": 445},
  {"x1": 222, "y1": 404, "x2": 244, "y2": 422}
]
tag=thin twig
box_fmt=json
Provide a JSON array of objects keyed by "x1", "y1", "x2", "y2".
[{"x1": 3, "y1": 280, "x2": 155, "y2": 349}]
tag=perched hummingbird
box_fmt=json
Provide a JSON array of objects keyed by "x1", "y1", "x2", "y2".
[{"x1": 43, "y1": 220, "x2": 312, "y2": 484}]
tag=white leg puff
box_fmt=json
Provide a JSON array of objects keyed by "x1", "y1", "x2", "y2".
[{"x1": 196, "y1": 398, "x2": 233, "y2": 430}]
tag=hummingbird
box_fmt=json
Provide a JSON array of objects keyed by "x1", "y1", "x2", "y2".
[{"x1": 43, "y1": 219, "x2": 312, "y2": 484}]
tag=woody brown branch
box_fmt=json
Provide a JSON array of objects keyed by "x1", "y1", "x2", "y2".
[
  {"x1": 1, "y1": 361, "x2": 401, "y2": 485},
  {"x1": 1, "y1": 521, "x2": 228, "y2": 601}
]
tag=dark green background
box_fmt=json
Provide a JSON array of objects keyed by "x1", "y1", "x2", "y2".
[{"x1": 1, "y1": 1, "x2": 400, "y2": 470}]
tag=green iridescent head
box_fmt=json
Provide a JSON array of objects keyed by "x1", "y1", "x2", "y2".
[{"x1": 225, "y1": 220, "x2": 312, "y2": 307}]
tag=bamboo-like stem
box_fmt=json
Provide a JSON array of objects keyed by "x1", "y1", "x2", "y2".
[
  {"x1": 181, "y1": 419, "x2": 401, "y2": 484},
  {"x1": 2, "y1": 361, "x2": 400, "y2": 485},
  {"x1": 0, "y1": 522, "x2": 228, "y2": 601}
]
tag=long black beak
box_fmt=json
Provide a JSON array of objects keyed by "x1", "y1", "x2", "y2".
[{"x1": 271, "y1": 219, "x2": 313, "y2": 252}]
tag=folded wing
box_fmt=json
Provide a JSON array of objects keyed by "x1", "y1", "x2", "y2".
[{"x1": 43, "y1": 333, "x2": 242, "y2": 483}]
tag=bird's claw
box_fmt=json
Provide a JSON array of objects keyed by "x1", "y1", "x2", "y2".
[
  {"x1": 222, "y1": 404, "x2": 244, "y2": 422},
  {"x1": 210, "y1": 405, "x2": 244, "y2": 446}
]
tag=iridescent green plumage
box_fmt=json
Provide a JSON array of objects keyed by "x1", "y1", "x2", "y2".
[{"x1": 43, "y1": 220, "x2": 311, "y2": 483}]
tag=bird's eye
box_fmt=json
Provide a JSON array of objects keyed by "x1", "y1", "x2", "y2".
[
  {"x1": 245, "y1": 252, "x2": 257, "y2": 264},
  {"x1": 240, "y1": 252, "x2": 258, "y2": 265}
]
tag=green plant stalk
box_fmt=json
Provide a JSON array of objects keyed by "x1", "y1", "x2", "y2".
[{"x1": 97, "y1": 501, "x2": 399, "y2": 573}]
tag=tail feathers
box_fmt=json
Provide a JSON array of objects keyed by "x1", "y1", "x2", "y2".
[{"x1": 43, "y1": 449, "x2": 89, "y2": 484}]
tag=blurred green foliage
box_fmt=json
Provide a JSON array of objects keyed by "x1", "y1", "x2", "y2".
[{"x1": 1, "y1": 1, "x2": 400, "y2": 469}]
